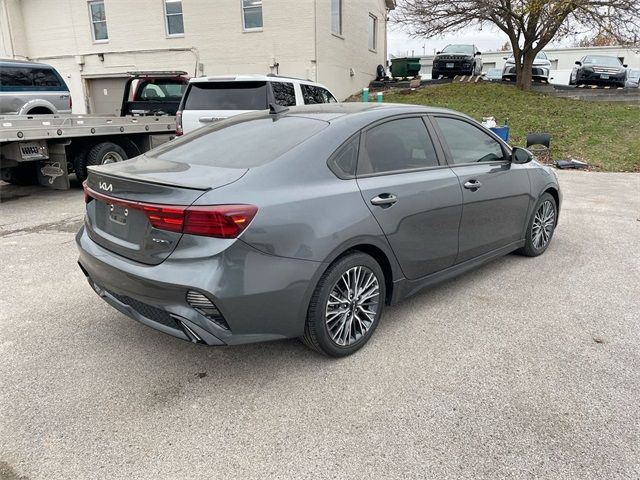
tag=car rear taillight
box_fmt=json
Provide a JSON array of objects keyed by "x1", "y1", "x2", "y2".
[
  {"x1": 69, "y1": 96, "x2": 72, "y2": 110},
  {"x1": 83, "y1": 183, "x2": 257, "y2": 238},
  {"x1": 175, "y1": 110, "x2": 183, "y2": 136}
]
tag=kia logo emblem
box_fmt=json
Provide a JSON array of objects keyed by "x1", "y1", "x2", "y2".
[{"x1": 99, "y1": 181, "x2": 113, "y2": 192}]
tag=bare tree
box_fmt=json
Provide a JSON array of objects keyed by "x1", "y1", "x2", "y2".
[{"x1": 394, "y1": 0, "x2": 640, "y2": 90}]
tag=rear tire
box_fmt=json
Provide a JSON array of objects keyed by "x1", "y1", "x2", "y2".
[
  {"x1": 301, "y1": 252, "x2": 385, "y2": 357},
  {"x1": 76, "y1": 142, "x2": 127, "y2": 182},
  {"x1": 516, "y1": 193, "x2": 557, "y2": 257}
]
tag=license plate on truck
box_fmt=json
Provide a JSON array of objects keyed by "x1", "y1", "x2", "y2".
[
  {"x1": 600, "y1": 74, "x2": 609, "y2": 79},
  {"x1": 446, "y1": 63, "x2": 454, "y2": 68}
]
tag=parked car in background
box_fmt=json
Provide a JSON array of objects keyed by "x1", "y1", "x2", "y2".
[
  {"x1": 625, "y1": 69, "x2": 640, "y2": 88},
  {"x1": 431, "y1": 45, "x2": 483, "y2": 79},
  {"x1": 78, "y1": 103, "x2": 561, "y2": 357},
  {"x1": 120, "y1": 71, "x2": 189, "y2": 116},
  {"x1": 0, "y1": 59, "x2": 71, "y2": 115},
  {"x1": 502, "y1": 51, "x2": 551, "y2": 82},
  {"x1": 177, "y1": 74, "x2": 337, "y2": 135},
  {"x1": 483, "y1": 68, "x2": 503, "y2": 82},
  {"x1": 570, "y1": 55, "x2": 628, "y2": 88}
]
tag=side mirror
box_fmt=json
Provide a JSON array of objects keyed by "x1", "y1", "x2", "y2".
[
  {"x1": 575, "y1": 61, "x2": 582, "y2": 66},
  {"x1": 436, "y1": 51, "x2": 441, "y2": 55},
  {"x1": 503, "y1": 57, "x2": 508, "y2": 60},
  {"x1": 512, "y1": 147, "x2": 533, "y2": 164},
  {"x1": 476, "y1": 51, "x2": 482, "y2": 56},
  {"x1": 623, "y1": 64, "x2": 628, "y2": 68}
]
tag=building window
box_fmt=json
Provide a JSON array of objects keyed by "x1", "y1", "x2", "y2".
[
  {"x1": 242, "y1": 0, "x2": 263, "y2": 30},
  {"x1": 331, "y1": 0, "x2": 342, "y2": 35},
  {"x1": 164, "y1": 0, "x2": 184, "y2": 36},
  {"x1": 368, "y1": 14, "x2": 377, "y2": 51},
  {"x1": 88, "y1": 0, "x2": 108, "y2": 42}
]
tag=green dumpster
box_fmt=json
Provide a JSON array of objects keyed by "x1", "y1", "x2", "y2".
[{"x1": 390, "y1": 57, "x2": 421, "y2": 79}]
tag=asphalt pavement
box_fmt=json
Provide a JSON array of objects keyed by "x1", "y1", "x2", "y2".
[{"x1": 1, "y1": 171, "x2": 639, "y2": 479}]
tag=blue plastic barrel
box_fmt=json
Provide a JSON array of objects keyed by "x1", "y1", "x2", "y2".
[{"x1": 490, "y1": 126, "x2": 509, "y2": 141}]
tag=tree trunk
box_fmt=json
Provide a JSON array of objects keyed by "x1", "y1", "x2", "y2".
[{"x1": 516, "y1": 50, "x2": 536, "y2": 91}]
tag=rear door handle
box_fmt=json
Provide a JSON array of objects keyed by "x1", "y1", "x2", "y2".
[
  {"x1": 199, "y1": 116, "x2": 216, "y2": 123},
  {"x1": 370, "y1": 193, "x2": 398, "y2": 207},
  {"x1": 463, "y1": 180, "x2": 482, "y2": 190}
]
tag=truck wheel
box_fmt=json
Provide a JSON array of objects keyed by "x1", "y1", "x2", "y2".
[{"x1": 76, "y1": 142, "x2": 128, "y2": 182}]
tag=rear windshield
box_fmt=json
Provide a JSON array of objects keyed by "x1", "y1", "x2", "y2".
[
  {"x1": 184, "y1": 81, "x2": 268, "y2": 110},
  {"x1": 153, "y1": 115, "x2": 327, "y2": 168},
  {"x1": 132, "y1": 79, "x2": 186, "y2": 101}
]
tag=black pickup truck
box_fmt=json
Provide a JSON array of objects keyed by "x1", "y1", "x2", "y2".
[{"x1": 120, "y1": 71, "x2": 190, "y2": 116}]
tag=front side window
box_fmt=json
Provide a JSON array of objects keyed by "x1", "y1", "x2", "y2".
[
  {"x1": 331, "y1": 0, "x2": 342, "y2": 35},
  {"x1": 358, "y1": 118, "x2": 439, "y2": 175},
  {"x1": 434, "y1": 117, "x2": 505, "y2": 164},
  {"x1": 300, "y1": 84, "x2": 337, "y2": 104},
  {"x1": 271, "y1": 82, "x2": 296, "y2": 106},
  {"x1": 88, "y1": 0, "x2": 108, "y2": 41},
  {"x1": 242, "y1": 0, "x2": 263, "y2": 30},
  {"x1": 368, "y1": 14, "x2": 377, "y2": 51},
  {"x1": 164, "y1": 0, "x2": 184, "y2": 36}
]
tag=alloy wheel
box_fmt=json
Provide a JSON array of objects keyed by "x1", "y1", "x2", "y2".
[
  {"x1": 325, "y1": 266, "x2": 380, "y2": 347},
  {"x1": 532, "y1": 200, "x2": 555, "y2": 250}
]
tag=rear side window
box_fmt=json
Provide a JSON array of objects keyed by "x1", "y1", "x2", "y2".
[
  {"x1": 328, "y1": 135, "x2": 359, "y2": 178},
  {"x1": 301, "y1": 84, "x2": 337, "y2": 104},
  {"x1": 271, "y1": 82, "x2": 296, "y2": 106},
  {"x1": 32, "y1": 68, "x2": 62, "y2": 87},
  {"x1": 358, "y1": 118, "x2": 439, "y2": 175},
  {"x1": 0, "y1": 66, "x2": 65, "y2": 90},
  {"x1": 154, "y1": 116, "x2": 327, "y2": 168},
  {"x1": 184, "y1": 81, "x2": 267, "y2": 110}
]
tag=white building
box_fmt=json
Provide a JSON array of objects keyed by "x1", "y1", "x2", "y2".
[
  {"x1": 419, "y1": 45, "x2": 640, "y2": 84},
  {"x1": 0, "y1": 0, "x2": 395, "y2": 113}
]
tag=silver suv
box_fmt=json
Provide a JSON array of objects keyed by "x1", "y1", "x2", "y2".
[
  {"x1": 177, "y1": 74, "x2": 337, "y2": 135},
  {"x1": 0, "y1": 59, "x2": 71, "y2": 115}
]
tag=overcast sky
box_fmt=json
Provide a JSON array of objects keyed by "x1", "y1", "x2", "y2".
[{"x1": 387, "y1": 24, "x2": 579, "y2": 58}]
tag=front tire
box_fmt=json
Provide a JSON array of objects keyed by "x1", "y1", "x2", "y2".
[
  {"x1": 302, "y1": 252, "x2": 385, "y2": 357},
  {"x1": 517, "y1": 193, "x2": 557, "y2": 257}
]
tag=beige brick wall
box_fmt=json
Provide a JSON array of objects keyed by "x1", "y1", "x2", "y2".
[{"x1": 2, "y1": 0, "x2": 390, "y2": 112}]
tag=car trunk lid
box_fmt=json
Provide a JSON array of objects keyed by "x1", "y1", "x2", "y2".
[{"x1": 84, "y1": 158, "x2": 247, "y2": 265}]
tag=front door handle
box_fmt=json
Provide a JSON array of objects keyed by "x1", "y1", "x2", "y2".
[
  {"x1": 463, "y1": 180, "x2": 482, "y2": 190},
  {"x1": 370, "y1": 193, "x2": 398, "y2": 207}
]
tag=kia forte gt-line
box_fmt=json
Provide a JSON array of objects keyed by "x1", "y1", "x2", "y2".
[{"x1": 77, "y1": 103, "x2": 561, "y2": 357}]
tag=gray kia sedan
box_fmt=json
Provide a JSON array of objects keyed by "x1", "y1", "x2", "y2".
[{"x1": 77, "y1": 103, "x2": 561, "y2": 357}]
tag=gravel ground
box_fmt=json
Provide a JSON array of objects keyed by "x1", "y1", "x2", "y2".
[{"x1": 1, "y1": 171, "x2": 638, "y2": 480}]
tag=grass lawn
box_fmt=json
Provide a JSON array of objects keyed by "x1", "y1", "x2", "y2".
[{"x1": 379, "y1": 83, "x2": 639, "y2": 172}]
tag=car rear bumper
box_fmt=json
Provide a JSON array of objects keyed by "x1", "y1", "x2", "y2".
[{"x1": 76, "y1": 225, "x2": 323, "y2": 346}]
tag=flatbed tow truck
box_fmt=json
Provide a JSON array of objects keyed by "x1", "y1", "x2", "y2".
[{"x1": 0, "y1": 71, "x2": 187, "y2": 190}]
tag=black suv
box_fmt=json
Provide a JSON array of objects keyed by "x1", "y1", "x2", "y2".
[{"x1": 432, "y1": 44, "x2": 483, "y2": 79}]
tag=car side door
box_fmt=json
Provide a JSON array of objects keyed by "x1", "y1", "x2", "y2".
[
  {"x1": 355, "y1": 116, "x2": 463, "y2": 280},
  {"x1": 430, "y1": 115, "x2": 532, "y2": 263}
]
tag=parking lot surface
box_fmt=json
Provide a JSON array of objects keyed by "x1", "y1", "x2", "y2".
[{"x1": 1, "y1": 171, "x2": 639, "y2": 479}]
